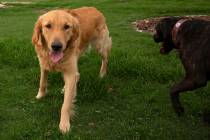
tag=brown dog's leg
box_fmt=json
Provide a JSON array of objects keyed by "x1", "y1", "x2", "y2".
[
  {"x1": 59, "y1": 71, "x2": 79, "y2": 134},
  {"x1": 36, "y1": 68, "x2": 48, "y2": 99},
  {"x1": 171, "y1": 77, "x2": 207, "y2": 116}
]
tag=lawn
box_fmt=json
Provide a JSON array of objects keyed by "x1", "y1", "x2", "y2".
[{"x1": 0, "y1": 0, "x2": 210, "y2": 139}]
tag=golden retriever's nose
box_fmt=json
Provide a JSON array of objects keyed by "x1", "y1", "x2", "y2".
[{"x1": 51, "y1": 41, "x2": 62, "y2": 52}]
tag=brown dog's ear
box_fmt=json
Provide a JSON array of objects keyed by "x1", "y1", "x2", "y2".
[{"x1": 32, "y1": 17, "x2": 43, "y2": 47}]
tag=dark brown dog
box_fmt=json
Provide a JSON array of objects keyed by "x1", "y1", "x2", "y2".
[{"x1": 154, "y1": 17, "x2": 210, "y2": 116}]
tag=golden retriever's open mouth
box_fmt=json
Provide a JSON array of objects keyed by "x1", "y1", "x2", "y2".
[{"x1": 49, "y1": 51, "x2": 64, "y2": 63}]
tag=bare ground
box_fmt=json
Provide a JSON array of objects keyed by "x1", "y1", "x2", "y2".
[{"x1": 133, "y1": 15, "x2": 210, "y2": 34}]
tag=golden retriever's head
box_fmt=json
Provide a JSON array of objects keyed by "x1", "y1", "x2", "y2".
[{"x1": 32, "y1": 10, "x2": 79, "y2": 63}]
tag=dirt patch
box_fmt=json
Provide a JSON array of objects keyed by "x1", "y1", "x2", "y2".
[
  {"x1": 133, "y1": 15, "x2": 210, "y2": 34},
  {"x1": 0, "y1": 1, "x2": 33, "y2": 9},
  {"x1": 0, "y1": 4, "x2": 8, "y2": 8},
  {"x1": 1, "y1": 2, "x2": 32, "y2": 5}
]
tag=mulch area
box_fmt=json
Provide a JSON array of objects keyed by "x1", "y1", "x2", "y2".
[
  {"x1": 0, "y1": 4, "x2": 7, "y2": 8},
  {"x1": 133, "y1": 15, "x2": 210, "y2": 34},
  {"x1": 0, "y1": 2, "x2": 33, "y2": 9}
]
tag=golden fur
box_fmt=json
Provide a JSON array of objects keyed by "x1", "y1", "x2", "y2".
[{"x1": 32, "y1": 7, "x2": 112, "y2": 133}]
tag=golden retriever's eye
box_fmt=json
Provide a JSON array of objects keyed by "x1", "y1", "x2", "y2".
[
  {"x1": 45, "y1": 24, "x2": 51, "y2": 29},
  {"x1": 64, "y1": 24, "x2": 70, "y2": 30}
]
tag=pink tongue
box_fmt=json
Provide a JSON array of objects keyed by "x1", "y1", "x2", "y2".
[{"x1": 50, "y1": 52, "x2": 63, "y2": 63}]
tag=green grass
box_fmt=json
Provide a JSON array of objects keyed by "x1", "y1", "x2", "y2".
[{"x1": 0, "y1": 0, "x2": 210, "y2": 139}]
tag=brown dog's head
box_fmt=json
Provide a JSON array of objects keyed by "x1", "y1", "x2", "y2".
[
  {"x1": 32, "y1": 10, "x2": 79, "y2": 63},
  {"x1": 153, "y1": 17, "x2": 180, "y2": 54}
]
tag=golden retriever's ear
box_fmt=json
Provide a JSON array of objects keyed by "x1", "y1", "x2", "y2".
[
  {"x1": 32, "y1": 17, "x2": 43, "y2": 47},
  {"x1": 63, "y1": 9, "x2": 80, "y2": 46},
  {"x1": 71, "y1": 22, "x2": 80, "y2": 43}
]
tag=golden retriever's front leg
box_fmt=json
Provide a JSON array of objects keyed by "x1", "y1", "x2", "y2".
[
  {"x1": 36, "y1": 68, "x2": 48, "y2": 99},
  {"x1": 59, "y1": 72, "x2": 79, "y2": 134}
]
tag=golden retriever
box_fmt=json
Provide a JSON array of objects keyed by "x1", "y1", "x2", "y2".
[{"x1": 32, "y1": 7, "x2": 112, "y2": 133}]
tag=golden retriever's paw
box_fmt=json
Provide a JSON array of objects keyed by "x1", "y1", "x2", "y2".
[
  {"x1": 59, "y1": 120, "x2": 71, "y2": 134},
  {"x1": 36, "y1": 92, "x2": 45, "y2": 99},
  {"x1": 99, "y1": 72, "x2": 106, "y2": 78}
]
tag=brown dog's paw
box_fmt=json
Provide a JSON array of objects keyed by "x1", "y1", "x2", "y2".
[
  {"x1": 203, "y1": 111, "x2": 210, "y2": 125},
  {"x1": 171, "y1": 102, "x2": 185, "y2": 117},
  {"x1": 170, "y1": 94, "x2": 185, "y2": 116},
  {"x1": 174, "y1": 105, "x2": 185, "y2": 117}
]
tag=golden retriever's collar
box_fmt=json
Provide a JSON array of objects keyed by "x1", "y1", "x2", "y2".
[{"x1": 172, "y1": 19, "x2": 188, "y2": 47}]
